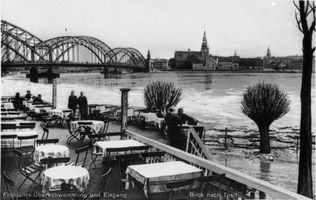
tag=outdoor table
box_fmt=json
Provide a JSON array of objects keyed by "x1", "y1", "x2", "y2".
[
  {"x1": 42, "y1": 165, "x2": 90, "y2": 192},
  {"x1": 126, "y1": 161, "x2": 203, "y2": 197},
  {"x1": 48, "y1": 109, "x2": 72, "y2": 118},
  {"x1": 70, "y1": 120, "x2": 105, "y2": 134},
  {"x1": 140, "y1": 112, "x2": 165, "y2": 129},
  {"x1": 34, "y1": 144, "x2": 70, "y2": 165},
  {"x1": 1, "y1": 102, "x2": 14, "y2": 109},
  {"x1": 1, "y1": 130, "x2": 38, "y2": 147},
  {"x1": 95, "y1": 139, "x2": 147, "y2": 157}
]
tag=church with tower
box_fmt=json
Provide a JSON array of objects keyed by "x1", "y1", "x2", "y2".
[{"x1": 173, "y1": 31, "x2": 216, "y2": 70}]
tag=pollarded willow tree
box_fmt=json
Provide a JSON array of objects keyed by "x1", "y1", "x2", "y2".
[
  {"x1": 293, "y1": 1, "x2": 315, "y2": 198},
  {"x1": 144, "y1": 81, "x2": 182, "y2": 113},
  {"x1": 241, "y1": 82, "x2": 290, "y2": 154}
]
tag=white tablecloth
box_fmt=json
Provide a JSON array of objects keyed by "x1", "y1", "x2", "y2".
[
  {"x1": 34, "y1": 144, "x2": 70, "y2": 164},
  {"x1": 140, "y1": 112, "x2": 165, "y2": 128},
  {"x1": 126, "y1": 161, "x2": 203, "y2": 197},
  {"x1": 95, "y1": 139, "x2": 146, "y2": 157},
  {"x1": 2, "y1": 102, "x2": 14, "y2": 109},
  {"x1": 70, "y1": 120, "x2": 105, "y2": 134},
  {"x1": 48, "y1": 109, "x2": 72, "y2": 118},
  {"x1": 1, "y1": 130, "x2": 38, "y2": 147},
  {"x1": 42, "y1": 165, "x2": 90, "y2": 192}
]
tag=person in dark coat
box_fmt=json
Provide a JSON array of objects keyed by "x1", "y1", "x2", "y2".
[
  {"x1": 25, "y1": 90, "x2": 32, "y2": 101},
  {"x1": 68, "y1": 91, "x2": 78, "y2": 115},
  {"x1": 78, "y1": 91, "x2": 88, "y2": 120},
  {"x1": 33, "y1": 94, "x2": 43, "y2": 104},
  {"x1": 13, "y1": 92, "x2": 23, "y2": 110},
  {"x1": 177, "y1": 108, "x2": 198, "y2": 125}
]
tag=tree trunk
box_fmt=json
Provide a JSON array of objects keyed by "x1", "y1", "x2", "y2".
[
  {"x1": 259, "y1": 125, "x2": 271, "y2": 154},
  {"x1": 297, "y1": 32, "x2": 313, "y2": 198}
]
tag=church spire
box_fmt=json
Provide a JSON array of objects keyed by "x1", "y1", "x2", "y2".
[
  {"x1": 201, "y1": 30, "x2": 209, "y2": 59},
  {"x1": 267, "y1": 46, "x2": 271, "y2": 57}
]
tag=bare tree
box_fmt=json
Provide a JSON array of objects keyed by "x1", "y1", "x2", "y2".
[{"x1": 293, "y1": 0, "x2": 315, "y2": 198}]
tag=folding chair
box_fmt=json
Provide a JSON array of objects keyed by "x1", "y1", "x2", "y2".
[
  {"x1": 88, "y1": 134, "x2": 107, "y2": 170},
  {"x1": 40, "y1": 114, "x2": 62, "y2": 128},
  {"x1": 140, "y1": 151, "x2": 165, "y2": 163},
  {"x1": 16, "y1": 135, "x2": 38, "y2": 155},
  {"x1": 14, "y1": 149, "x2": 44, "y2": 192},
  {"x1": 66, "y1": 119, "x2": 81, "y2": 144},
  {"x1": 195, "y1": 173, "x2": 226, "y2": 198},
  {"x1": 41, "y1": 127, "x2": 50, "y2": 140},
  {"x1": 74, "y1": 145, "x2": 90, "y2": 167},
  {"x1": 2, "y1": 170, "x2": 15, "y2": 197},
  {"x1": 1, "y1": 134, "x2": 17, "y2": 167},
  {"x1": 40, "y1": 157, "x2": 70, "y2": 169},
  {"x1": 36, "y1": 139, "x2": 59, "y2": 145},
  {"x1": 166, "y1": 178, "x2": 196, "y2": 200}
]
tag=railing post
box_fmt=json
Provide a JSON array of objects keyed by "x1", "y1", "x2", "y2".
[
  {"x1": 224, "y1": 128, "x2": 228, "y2": 150},
  {"x1": 120, "y1": 88, "x2": 130, "y2": 134},
  {"x1": 52, "y1": 79, "x2": 57, "y2": 109},
  {"x1": 185, "y1": 129, "x2": 191, "y2": 152}
]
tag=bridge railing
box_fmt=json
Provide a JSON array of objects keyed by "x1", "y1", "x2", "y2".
[{"x1": 125, "y1": 129, "x2": 311, "y2": 200}]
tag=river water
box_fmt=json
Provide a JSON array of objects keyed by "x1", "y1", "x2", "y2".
[{"x1": 1, "y1": 71, "x2": 315, "y2": 194}]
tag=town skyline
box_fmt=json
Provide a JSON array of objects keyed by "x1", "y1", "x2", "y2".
[{"x1": 2, "y1": 0, "x2": 303, "y2": 59}]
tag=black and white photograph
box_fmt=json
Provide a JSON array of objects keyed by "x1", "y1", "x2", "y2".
[{"x1": 0, "y1": 0, "x2": 315, "y2": 199}]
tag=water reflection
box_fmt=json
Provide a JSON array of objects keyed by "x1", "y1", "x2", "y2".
[{"x1": 259, "y1": 161, "x2": 271, "y2": 182}]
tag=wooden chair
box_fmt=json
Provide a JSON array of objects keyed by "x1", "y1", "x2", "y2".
[
  {"x1": 36, "y1": 139, "x2": 59, "y2": 145},
  {"x1": 14, "y1": 149, "x2": 44, "y2": 192},
  {"x1": 166, "y1": 178, "x2": 196, "y2": 200}
]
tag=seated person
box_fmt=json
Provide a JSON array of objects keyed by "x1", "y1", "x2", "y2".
[
  {"x1": 33, "y1": 94, "x2": 43, "y2": 104},
  {"x1": 13, "y1": 92, "x2": 23, "y2": 110},
  {"x1": 177, "y1": 108, "x2": 198, "y2": 125},
  {"x1": 164, "y1": 107, "x2": 179, "y2": 126},
  {"x1": 25, "y1": 90, "x2": 32, "y2": 101}
]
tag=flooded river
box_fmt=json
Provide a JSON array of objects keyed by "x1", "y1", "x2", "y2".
[{"x1": 1, "y1": 71, "x2": 315, "y2": 193}]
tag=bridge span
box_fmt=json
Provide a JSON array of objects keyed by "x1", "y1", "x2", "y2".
[{"x1": 1, "y1": 20, "x2": 151, "y2": 73}]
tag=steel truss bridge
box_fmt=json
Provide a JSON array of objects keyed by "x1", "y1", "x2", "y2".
[{"x1": 1, "y1": 20, "x2": 149, "y2": 72}]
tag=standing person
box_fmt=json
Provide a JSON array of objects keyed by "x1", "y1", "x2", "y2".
[
  {"x1": 78, "y1": 91, "x2": 88, "y2": 120},
  {"x1": 68, "y1": 91, "x2": 78, "y2": 116},
  {"x1": 25, "y1": 90, "x2": 32, "y2": 101}
]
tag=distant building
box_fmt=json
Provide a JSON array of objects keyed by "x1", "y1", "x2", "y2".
[
  {"x1": 174, "y1": 31, "x2": 215, "y2": 70},
  {"x1": 151, "y1": 58, "x2": 168, "y2": 70},
  {"x1": 216, "y1": 56, "x2": 239, "y2": 70}
]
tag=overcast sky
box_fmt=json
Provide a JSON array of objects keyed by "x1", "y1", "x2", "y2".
[{"x1": 1, "y1": 0, "x2": 303, "y2": 59}]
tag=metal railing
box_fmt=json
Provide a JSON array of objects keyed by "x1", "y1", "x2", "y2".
[{"x1": 125, "y1": 129, "x2": 311, "y2": 200}]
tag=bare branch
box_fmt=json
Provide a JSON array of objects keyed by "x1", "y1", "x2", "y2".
[
  {"x1": 305, "y1": 1, "x2": 310, "y2": 14},
  {"x1": 293, "y1": 0, "x2": 300, "y2": 11},
  {"x1": 295, "y1": 11, "x2": 304, "y2": 33},
  {"x1": 307, "y1": 1, "x2": 315, "y2": 16}
]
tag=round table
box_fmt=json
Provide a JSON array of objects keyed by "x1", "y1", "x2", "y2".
[
  {"x1": 34, "y1": 144, "x2": 70, "y2": 164},
  {"x1": 42, "y1": 165, "x2": 90, "y2": 192},
  {"x1": 70, "y1": 120, "x2": 105, "y2": 134},
  {"x1": 48, "y1": 109, "x2": 72, "y2": 118}
]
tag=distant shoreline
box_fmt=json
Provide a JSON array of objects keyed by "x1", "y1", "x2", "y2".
[{"x1": 159, "y1": 69, "x2": 305, "y2": 73}]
